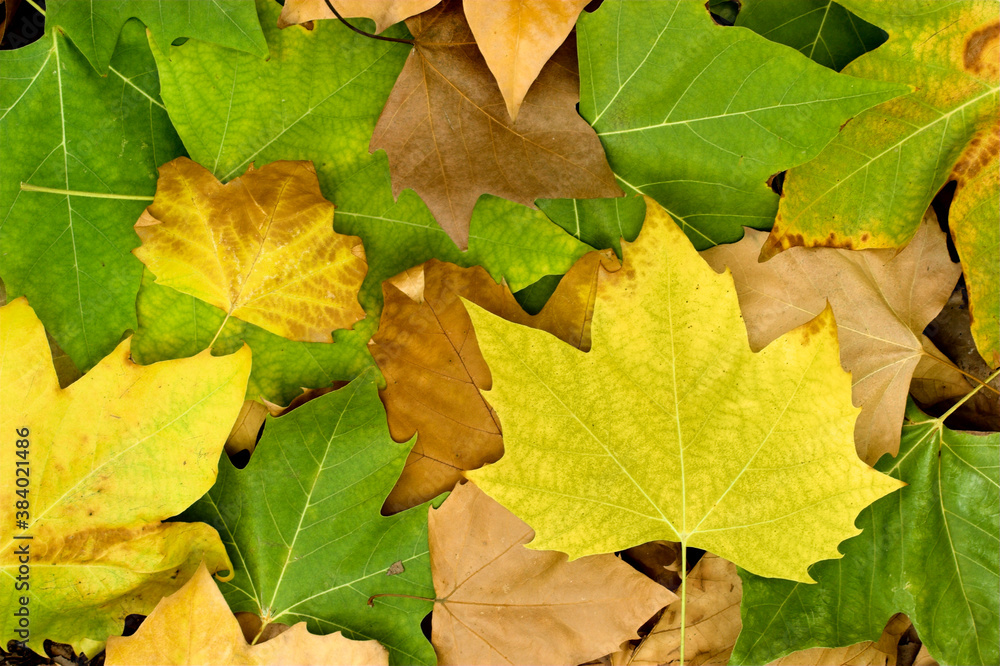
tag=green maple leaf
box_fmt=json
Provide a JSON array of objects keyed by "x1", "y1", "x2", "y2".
[
  {"x1": 551, "y1": 0, "x2": 906, "y2": 253},
  {"x1": 735, "y1": 0, "x2": 886, "y2": 72},
  {"x1": 0, "y1": 18, "x2": 184, "y2": 371},
  {"x1": 465, "y1": 197, "x2": 902, "y2": 581},
  {"x1": 734, "y1": 399, "x2": 1000, "y2": 666},
  {"x1": 46, "y1": 0, "x2": 267, "y2": 72},
  {"x1": 182, "y1": 371, "x2": 441, "y2": 666},
  {"x1": 536, "y1": 195, "x2": 646, "y2": 258},
  {"x1": 147, "y1": 0, "x2": 588, "y2": 329},
  {"x1": 762, "y1": 0, "x2": 999, "y2": 367}
]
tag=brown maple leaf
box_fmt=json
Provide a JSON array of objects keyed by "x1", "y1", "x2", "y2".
[
  {"x1": 430, "y1": 482, "x2": 674, "y2": 666},
  {"x1": 701, "y1": 209, "x2": 965, "y2": 463},
  {"x1": 370, "y1": 0, "x2": 621, "y2": 249}
]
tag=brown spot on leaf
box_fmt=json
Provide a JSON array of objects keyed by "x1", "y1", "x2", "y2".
[
  {"x1": 950, "y1": 131, "x2": 999, "y2": 184},
  {"x1": 798, "y1": 316, "x2": 826, "y2": 345},
  {"x1": 963, "y1": 21, "x2": 999, "y2": 77}
]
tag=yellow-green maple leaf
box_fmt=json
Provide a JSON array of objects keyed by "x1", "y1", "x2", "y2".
[
  {"x1": 0, "y1": 298, "x2": 251, "y2": 652},
  {"x1": 466, "y1": 198, "x2": 903, "y2": 582},
  {"x1": 134, "y1": 158, "x2": 367, "y2": 344}
]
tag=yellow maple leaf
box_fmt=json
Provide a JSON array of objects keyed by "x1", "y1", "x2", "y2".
[
  {"x1": 466, "y1": 197, "x2": 903, "y2": 582},
  {"x1": 134, "y1": 158, "x2": 366, "y2": 344},
  {"x1": 0, "y1": 298, "x2": 250, "y2": 652},
  {"x1": 106, "y1": 562, "x2": 388, "y2": 666}
]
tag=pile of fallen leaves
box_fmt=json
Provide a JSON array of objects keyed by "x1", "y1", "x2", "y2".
[{"x1": 0, "y1": 0, "x2": 997, "y2": 665}]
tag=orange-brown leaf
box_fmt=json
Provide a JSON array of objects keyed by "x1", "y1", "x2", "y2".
[
  {"x1": 370, "y1": 249, "x2": 617, "y2": 513},
  {"x1": 134, "y1": 158, "x2": 366, "y2": 343},
  {"x1": 370, "y1": 0, "x2": 621, "y2": 249},
  {"x1": 430, "y1": 483, "x2": 674, "y2": 666},
  {"x1": 465, "y1": 0, "x2": 590, "y2": 120}
]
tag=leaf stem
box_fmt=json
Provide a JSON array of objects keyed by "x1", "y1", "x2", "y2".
[
  {"x1": 367, "y1": 593, "x2": 435, "y2": 607},
  {"x1": 938, "y1": 367, "x2": 1000, "y2": 422},
  {"x1": 924, "y1": 351, "x2": 999, "y2": 395},
  {"x1": 208, "y1": 312, "x2": 233, "y2": 351},
  {"x1": 20, "y1": 182, "x2": 154, "y2": 201},
  {"x1": 23, "y1": 0, "x2": 45, "y2": 16},
  {"x1": 679, "y1": 543, "x2": 687, "y2": 666},
  {"x1": 250, "y1": 622, "x2": 268, "y2": 646},
  {"x1": 322, "y1": 0, "x2": 414, "y2": 45}
]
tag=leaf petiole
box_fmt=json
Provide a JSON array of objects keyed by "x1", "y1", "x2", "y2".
[
  {"x1": 23, "y1": 0, "x2": 45, "y2": 16},
  {"x1": 938, "y1": 367, "x2": 1000, "y2": 423},
  {"x1": 679, "y1": 543, "x2": 687, "y2": 666},
  {"x1": 321, "y1": 0, "x2": 414, "y2": 45},
  {"x1": 924, "y1": 351, "x2": 1000, "y2": 395},
  {"x1": 208, "y1": 312, "x2": 233, "y2": 351},
  {"x1": 20, "y1": 182, "x2": 154, "y2": 201}
]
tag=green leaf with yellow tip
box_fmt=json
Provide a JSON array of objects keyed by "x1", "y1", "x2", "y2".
[
  {"x1": 0, "y1": 298, "x2": 250, "y2": 653},
  {"x1": 465, "y1": 197, "x2": 903, "y2": 582},
  {"x1": 761, "y1": 0, "x2": 999, "y2": 367},
  {"x1": 576, "y1": 0, "x2": 908, "y2": 250},
  {"x1": 734, "y1": 399, "x2": 1000, "y2": 666}
]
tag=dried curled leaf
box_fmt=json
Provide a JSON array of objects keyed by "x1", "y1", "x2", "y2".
[
  {"x1": 134, "y1": 158, "x2": 366, "y2": 343},
  {"x1": 613, "y1": 554, "x2": 741, "y2": 666}
]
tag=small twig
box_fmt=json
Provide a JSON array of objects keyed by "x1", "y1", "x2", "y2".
[
  {"x1": 367, "y1": 593, "x2": 435, "y2": 607},
  {"x1": 322, "y1": 0, "x2": 413, "y2": 45}
]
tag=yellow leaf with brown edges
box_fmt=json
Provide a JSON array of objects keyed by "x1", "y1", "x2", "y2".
[
  {"x1": 465, "y1": 0, "x2": 590, "y2": 121},
  {"x1": 277, "y1": 0, "x2": 439, "y2": 33},
  {"x1": 106, "y1": 563, "x2": 388, "y2": 666},
  {"x1": 370, "y1": 0, "x2": 621, "y2": 249},
  {"x1": 430, "y1": 482, "x2": 674, "y2": 666},
  {"x1": 370, "y1": 249, "x2": 618, "y2": 513},
  {"x1": 134, "y1": 158, "x2": 366, "y2": 343},
  {"x1": 0, "y1": 298, "x2": 250, "y2": 653}
]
